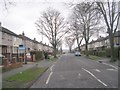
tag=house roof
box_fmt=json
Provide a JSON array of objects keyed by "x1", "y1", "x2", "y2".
[
  {"x1": 18, "y1": 34, "x2": 33, "y2": 42},
  {"x1": 115, "y1": 30, "x2": 120, "y2": 37},
  {"x1": 2, "y1": 27, "x2": 18, "y2": 37}
]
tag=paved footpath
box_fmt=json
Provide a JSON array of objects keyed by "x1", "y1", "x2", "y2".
[{"x1": 2, "y1": 59, "x2": 55, "y2": 79}]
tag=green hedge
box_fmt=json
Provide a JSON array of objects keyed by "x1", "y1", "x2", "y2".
[
  {"x1": 30, "y1": 51, "x2": 44, "y2": 61},
  {"x1": 87, "y1": 47, "x2": 120, "y2": 60}
]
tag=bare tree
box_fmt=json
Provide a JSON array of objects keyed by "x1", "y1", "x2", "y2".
[
  {"x1": 68, "y1": 20, "x2": 83, "y2": 52},
  {"x1": 70, "y1": 18, "x2": 83, "y2": 52},
  {"x1": 96, "y1": 1, "x2": 120, "y2": 61},
  {"x1": 2, "y1": 0, "x2": 15, "y2": 10},
  {"x1": 72, "y1": 2, "x2": 101, "y2": 56},
  {"x1": 65, "y1": 36, "x2": 75, "y2": 53},
  {"x1": 35, "y1": 8, "x2": 67, "y2": 58}
]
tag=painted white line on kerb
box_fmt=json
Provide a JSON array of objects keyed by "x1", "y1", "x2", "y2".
[
  {"x1": 82, "y1": 68, "x2": 107, "y2": 87},
  {"x1": 93, "y1": 69, "x2": 101, "y2": 72},
  {"x1": 102, "y1": 62, "x2": 118, "y2": 70},
  {"x1": 46, "y1": 72, "x2": 53, "y2": 84}
]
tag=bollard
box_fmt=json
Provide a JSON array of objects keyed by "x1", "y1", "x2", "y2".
[
  {"x1": 33, "y1": 54, "x2": 36, "y2": 62},
  {"x1": 13, "y1": 57, "x2": 16, "y2": 64},
  {"x1": 19, "y1": 57, "x2": 23, "y2": 63},
  {"x1": 4, "y1": 58, "x2": 9, "y2": 67}
]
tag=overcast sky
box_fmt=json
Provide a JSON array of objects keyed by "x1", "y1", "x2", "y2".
[
  {"x1": 1, "y1": 0, "x2": 77, "y2": 50},
  {"x1": 1, "y1": 0, "x2": 116, "y2": 50}
]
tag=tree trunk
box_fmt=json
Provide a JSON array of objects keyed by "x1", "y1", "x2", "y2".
[
  {"x1": 109, "y1": 33, "x2": 115, "y2": 61},
  {"x1": 69, "y1": 47, "x2": 72, "y2": 53},
  {"x1": 76, "y1": 37, "x2": 81, "y2": 52},
  {"x1": 53, "y1": 46, "x2": 57, "y2": 58},
  {"x1": 85, "y1": 41, "x2": 89, "y2": 56}
]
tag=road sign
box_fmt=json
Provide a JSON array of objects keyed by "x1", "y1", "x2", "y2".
[{"x1": 19, "y1": 44, "x2": 25, "y2": 50}]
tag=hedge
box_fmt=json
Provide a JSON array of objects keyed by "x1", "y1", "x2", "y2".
[
  {"x1": 87, "y1": 47, "x2": 120, "y2": 60},
  {"x1": 30, "y1": 51, "x2": 44, "y2": 61}
]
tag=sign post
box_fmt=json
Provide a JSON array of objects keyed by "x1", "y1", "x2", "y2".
[{"x1": 18, "y1": 45, "x2": 26, "y2": 64}]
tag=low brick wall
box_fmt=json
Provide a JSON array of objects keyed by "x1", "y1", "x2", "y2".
[{"x1": 2, "y1": 57, "x2": 23, "y2": 72}]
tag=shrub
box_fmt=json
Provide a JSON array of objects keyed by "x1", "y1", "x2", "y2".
[
  {"x1": 105, "y1": 47, "x2": 119, "y2": 59},
  {"x1": 30, "y1": 51, "x2": 44, "y2": 61},
  {"x1": 97, "y1": 51, "x2": 106, "y2": 57}
]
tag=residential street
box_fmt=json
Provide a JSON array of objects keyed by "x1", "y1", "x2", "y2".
[{"x1": 30, "y1": 54, "x2": 118, "y2": 88}]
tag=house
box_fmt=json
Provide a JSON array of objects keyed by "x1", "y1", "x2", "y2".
[
  {"x1": 80, "y1": 31, "x2": 120, "y2": 52},
  {"x1": 19, "y1": 33, "x2": 34, "y2": 53},
  {"x1": 1, "y1": 27, "x2": 19, "y2": 62},
  {"x1": 37, "y1": 42, "x2": 44, "y2": 51},
  {"x1": 0, "y1": 23, "x2": 2, "y2": 55},
  {"x1": 32, "y1": 38, "x2": 39, "y2": 51}
]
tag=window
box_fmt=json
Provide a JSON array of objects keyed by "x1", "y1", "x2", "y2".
[
  {"x1": 2, "y1": 33, "x2": 5, "y2": 39},
  {"x1": 7, "y1": 46, "x2": 10, "y2": 53},
  {"x1": 0, "y1": 46, "x2": 2, "y2": 53},
  {"x1": 13, "y1": 47, "x2": 18, "y2": 53},
  {"x1": 14, "y1": 37, "x2": 17, "y2": 41}
]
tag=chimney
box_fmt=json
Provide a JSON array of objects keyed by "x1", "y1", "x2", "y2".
[
  {"x1": 0, "y1": 22, "x2": 1, "y2": 27},
  {"x1": 34, "y1": 38, "x2": 36, "y2": 41},
  {"x1": 22, "y1": 31, "x2": 25, "y2": 36},
  {"x1": 0, "y1": 22, "x2": 1, "y2": 31}
]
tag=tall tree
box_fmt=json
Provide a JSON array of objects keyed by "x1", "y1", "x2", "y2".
[
  {"x1": 35, "y1": 8, "x2": 67, "y2": 58},
  {"x1": 68, "y1": 20, "x2": 83, "y2": 52},
  {"x1": 96, "y1": 1, "x2": 120, "y2": 61},
  {"x1": 2, "y1": 0, "x2": 15, "y2": 10},
  {"x1": 65, "y1": 36, "x2": 75, "y2": 53},
  {"x1": 73, "y1": 2, "x2": 101, "y2": 56}
]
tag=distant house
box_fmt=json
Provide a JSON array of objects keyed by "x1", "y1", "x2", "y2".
[
  {"x1": 19, "y1": 33, "x2": 34, "y2": 53},
  {"x1": 0, "y1": 23, "x2": 54, "y2": 63},
  {"x1": 0, "y1": 23, "x2": 2, "y2": 55},
  {"x1": 32, "y1": 38, "x2": 40, "y2": 51},
  {"x1": 80, "y1": 31, "x2": 120, "y2": 52}
]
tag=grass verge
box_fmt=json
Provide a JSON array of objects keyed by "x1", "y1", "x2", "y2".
[
  {"x1": 48, "y1": 55, "x2": 58, "y2": 61},
  {"x1": 88, "y1": 55, "x2": 102, "y2": 60},
  {"x1": 3, "y1": 67, "x2": 47, "y2": 88}
]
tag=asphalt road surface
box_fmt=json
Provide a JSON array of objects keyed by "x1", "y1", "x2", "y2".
[{"x1": 30, "y1": 53, "x2": 118, "y2": 88}]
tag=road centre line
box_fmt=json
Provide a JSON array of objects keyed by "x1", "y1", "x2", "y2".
[
  {"x1": 102, "y1": 62, "x2": 118, "y2": 70},
  {"x1": 93, "y1": 69, "x2": 101, "y2": 72},
  {"x1": 46, "y1": 72, "x2": 53, "y2": 84},
  {"x1": 78, "y1": 73, "x2": 81, "y2": 78},
  {"x1": 82, "y1": 68, "x2": 107, "y2": 87},
  {"x1": 106, "y1": 68, "x2": 118, "y2": 71},
  {"x1": 50, "y1": 64, "x2": 54, "y2": 71}
]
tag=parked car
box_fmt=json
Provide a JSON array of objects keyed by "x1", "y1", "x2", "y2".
[
  {"x1": 26, "y1": 53, "x2": 32, "y2": 61},
  {"x1": 75, "y1": 51, "x2": 81, "y2": 56}
]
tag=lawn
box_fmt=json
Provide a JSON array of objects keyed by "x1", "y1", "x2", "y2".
[
  {"x1": 3, "y1": 67, "x2": 47, "y2": 88},
  {"x1": 88, "y1": 55, "x2": 102, "y2": 60}
]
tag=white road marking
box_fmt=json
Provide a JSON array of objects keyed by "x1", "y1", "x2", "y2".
[
  {"x1": 106, "y1": 68, "x2": 118, "y2": 71},
  {"x1": 60, "y1": 75, "x2": 65, "y2": 80},
  {"x1": 82, "y1": 68, "x2": 107, "y2": 87},
  {"x1": 46, "y1": 72, "x2": 53, "y2": 84},
  {"x1": 50, "y1": 64, "x2": 54, "y2": 71},
  {"x1": 93, "y1": 69, "x2": 101, "y2": 72},
  {"x1": 102, "y1": 62, "x2": 118, "y2": 70},
  {"x1": 78, "y1": 73, "x2": 81, "y2": 78}
]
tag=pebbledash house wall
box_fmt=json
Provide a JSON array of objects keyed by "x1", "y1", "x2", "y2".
[{"x1": 0, "y1": 23, "x2": 2, "y2": 55}]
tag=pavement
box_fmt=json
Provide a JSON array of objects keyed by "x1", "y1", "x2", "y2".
[
  {"x1": 2, "y1": 59, "x2": 55, "y2": 79},
  {"x1": 30, "y1": 53, "x2": 118, "y2": 88}
]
